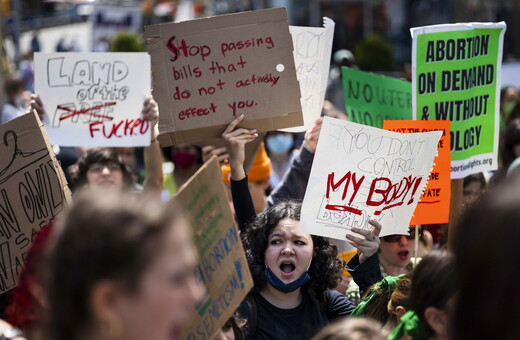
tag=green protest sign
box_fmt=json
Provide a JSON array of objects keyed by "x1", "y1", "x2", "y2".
[
  {"x1": 341, "y1": 67, "x2": 412, "y2": 128},
  {"x1": 412, "y1": 22, "x2": 506, "y2": 179}
]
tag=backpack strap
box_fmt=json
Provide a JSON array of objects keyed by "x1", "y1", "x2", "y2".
[{"x1": 243, "y1": 294, "x2": 257, "y2": 339}]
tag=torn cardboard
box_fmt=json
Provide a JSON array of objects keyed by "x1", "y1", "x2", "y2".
[
  {"x1": 0, "y1": 111, "x2": 72, "y2": 293},
  {"x1": 144, "y1": 7, "x2": 303, "y2": 146},
  {"x1": 173, "y1": 157, "x2": 253, "y2": 339}
]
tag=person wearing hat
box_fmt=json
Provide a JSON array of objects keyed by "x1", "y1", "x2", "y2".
[{"x1": 221, "y1": 142, "x2": 272, "y2": 215}]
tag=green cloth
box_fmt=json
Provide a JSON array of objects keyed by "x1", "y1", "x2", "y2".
[
  {"x1": 350, "y1": 275, "x2": 403, "y2": 317},
  {"x1": 387, "y1": 311, "x2": 429, "y2": 340}
]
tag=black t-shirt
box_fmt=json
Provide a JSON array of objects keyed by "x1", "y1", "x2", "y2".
[{"x1": 240, "y1": 289, "x2": 354, "y2": 340}]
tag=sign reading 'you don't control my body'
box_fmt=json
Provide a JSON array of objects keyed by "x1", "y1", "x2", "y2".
[
  {"x1": 144, "y1": 8, "x2": 303, "y2": 146},
  {"x1": 301, "y1": 117, "x2": 442, "y2": 239},
  {"x1": 411, "y1": 22, "x2": 506, "y2": 178}
]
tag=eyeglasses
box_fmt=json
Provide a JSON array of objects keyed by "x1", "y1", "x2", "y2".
[
  {"x1": 381, "y1": 229, "x2": 419, "y2": 243},
  {"x1": 88, "y1": 162, "x2": 122, "y2": 173}
]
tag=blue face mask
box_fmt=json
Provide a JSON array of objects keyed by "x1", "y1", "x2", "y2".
[
  {"x1": 263, "y1": 266, "x2": 311, "y2": 293},
  {"x1": 266, "y1": 134, "x2": 294, "y2": 155}
]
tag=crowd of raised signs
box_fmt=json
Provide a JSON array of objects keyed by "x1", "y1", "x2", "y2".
[{"x1": 1, "y1": 19, "x2": 520, "y2": 340}]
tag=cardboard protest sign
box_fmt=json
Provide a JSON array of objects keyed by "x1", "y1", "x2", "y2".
[
  {"x1": 301, "y1": 117, "x2": 442, "y2": 239},
  {"x1": 342, "y1": 68, "x2": 412, "y2": 128},
  {"x1": 383, "y1": 120, "x2": 451, "y2": 225},
  {"x1": 0, "y1": 111, "x2": 71, "y2": 293},
  {"x1": 174, "y1": 157, "x2": 253, "y2": 339},
  {"x1": 34, "y1": 52, "x2": 152, "y2": 147},
  {"x1": 411, "y1": 22, "x2": 506, "y2": 178},
  {"x1": 144, "y1": 8, "x2": 303, "y2": 146},
  {"x1": 280, "y1": 17, "x2": 335, "y2": 133}
]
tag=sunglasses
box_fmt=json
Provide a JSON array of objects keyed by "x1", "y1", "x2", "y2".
[{"x1": 381, "y1": 229, "x2": 419, "y2": 243}]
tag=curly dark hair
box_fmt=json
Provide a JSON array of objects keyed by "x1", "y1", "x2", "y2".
[
  {"x1": 71, "y1": 147, "x2": 134, "y2": 190},
  {"x1": 242, "y1": 201, "x2": 343, "y2": 303}
]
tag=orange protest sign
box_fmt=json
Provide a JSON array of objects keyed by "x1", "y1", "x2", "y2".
[{"x1": 383, "y1": 120, "x2": 451, "y2": 225}]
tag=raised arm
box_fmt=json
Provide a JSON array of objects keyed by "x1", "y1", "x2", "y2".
[
  {"x1": 142, "y1": 97, "x2": 163, "y2": 196},
  {"x1": 222, "y1": 115, "x2": 258, "y2": 232}
]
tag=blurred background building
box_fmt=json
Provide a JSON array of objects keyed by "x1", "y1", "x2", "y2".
[{"x1": 0, "y1": 0, "x2": 519, "y2": 93}]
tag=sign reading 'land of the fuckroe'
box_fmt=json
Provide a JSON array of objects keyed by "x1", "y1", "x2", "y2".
[
  {"x1": 34, "y1": 52, "x2": 151, "y2": 147},
  {"x1": 0, "y1": 111, "x2": 71, "y2": 293},
  {"x1": 301, "y1": 117, "x2": 442, "y2": 239},
  {"x1": 411, "y1": 22, "x2": 506, "y2": 178},
  {"x1": 144, "y1": 8, "x2": 303, "y2": 146}
]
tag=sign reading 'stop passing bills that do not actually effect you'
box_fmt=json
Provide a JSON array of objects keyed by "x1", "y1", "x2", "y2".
[
  {"x1": 35, "y1": 52, "x2": 152, "y2": 147},
  {"x1": 0, "y1": 111, "x2": 71, "y2": 293},
  {"x1": 411, "y1": 22, "x2": 506, "y2": 178},
  {"x1": 144, "y1": 8, "x2": 303, "y2": 146},
  {"x1": 301, "y1": 117, "x2": 442, "y2": 239}
]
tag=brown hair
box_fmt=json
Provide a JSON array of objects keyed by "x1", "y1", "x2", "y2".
[
  {"x1": 47, "y1": 190, "x2": 184, "y2": 340},
  {"x1": 387, "y1": 272, "x2": 413, "y2": 328}
]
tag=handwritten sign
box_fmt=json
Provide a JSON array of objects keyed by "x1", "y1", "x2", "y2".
[
  {"x1": 144, "y1": 8, "x2": 303, "y2": 146},
  {"x1": 0, "y1": 111, "x2": 71, "y2": 293},
  {"x1": 174, "y1": 157, "x2": 253, "y2": 340},
  {"x1": 383, "y1": 120, "x2": 451, "y2": 225},
  {"x1": 281, "y1": 17, "x2": 335, "y2": 133},
  {"x1": 301, "y1": 117, "x2": 442, "y2": 239},
  {"x1": 342, "y1": 68, "x2": 412, "y2": 128},
  {"x1": 411, "y1": 22, "x2": 506, "y2": 178},
  {"x1": 34, "y1": 52, "x2": 151, "y2": 147}
]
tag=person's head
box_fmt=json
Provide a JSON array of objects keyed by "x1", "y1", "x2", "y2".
[
  {"x1": 452, "y1": 176, "x2": 520, "y2": 340},
  {"x1": 47, "y1": 190, "x2": 202, "y2": 340},
  {"x1": 4, "y1": 78, "x2": 25, "y2": 106},
  {"x1": 310, "y1": 317, "x2": 385, "y2": 340},
  {"x1": 350, "y1": 275, "x2": 403, "y2": 326},
  {"x1": 387, "y1": 273, "x2": 413, "y2": 329},
  {"x1": 378, "y1": 228, "x2": 416, "y2": 275},
  {"x1": 221, "y1": 144, "x2": 272, "y2": 213},
  {"x1": 72, "y1": 148, "x2": 134, "y2": 191},
  {"x1": 264, "y1": 132, "x2": 296, "y2": 157},
  {"x1": 462, "y1": 172, "x2": 487, "y2": 209},
  {"x1": 242, "y1": 201, "x2": 342, "y2": 302},
  {"x1": 171, "y1": 143, "x2": 202, "y2": 170},
  {"x1": 212, "y1": 313, "x2": 245, "y2": 340},
  {"x1": 410, "y1": 250, "x2": 455, "y2": 339}
]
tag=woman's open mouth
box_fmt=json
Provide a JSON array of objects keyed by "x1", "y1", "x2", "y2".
[{"x1": 280, "y1": 262, "x2": 296, "y2": 277}]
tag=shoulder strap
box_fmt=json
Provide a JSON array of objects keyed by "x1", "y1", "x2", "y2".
[{"x1": 244, "y1": 294, "x2": 257, "y2": 339}]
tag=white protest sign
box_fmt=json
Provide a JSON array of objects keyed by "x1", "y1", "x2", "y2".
[
  {"x1": 301, "y1": 117, "x2": 442, "y2": 239},
  {"x1": 34, "y1": 52, "x2": 151, "y2": 147},
  {"x1": 281, "y1": 18, "x2": 335, "y2": 133}
]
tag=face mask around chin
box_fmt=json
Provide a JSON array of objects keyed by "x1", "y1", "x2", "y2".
[
  {"x1": 172, "y1": 153, "x2": 197, "y2": 169},
  {"x1": 263, "y1": 266, "x2": 311, "y2": 293}
]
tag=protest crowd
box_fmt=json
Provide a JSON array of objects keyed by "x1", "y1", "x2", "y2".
[{"x1": 1, "y1": 5, "x2": 520, "y2": 340}]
